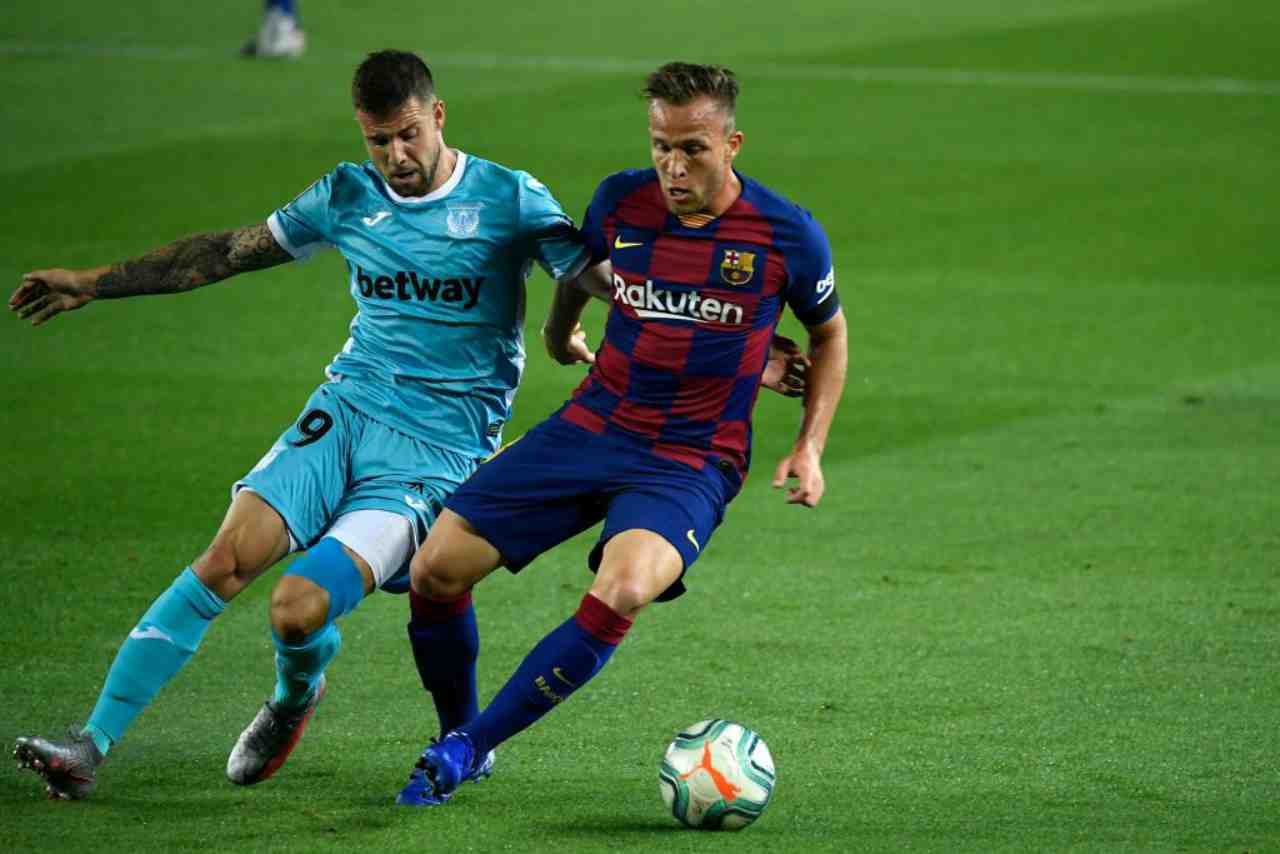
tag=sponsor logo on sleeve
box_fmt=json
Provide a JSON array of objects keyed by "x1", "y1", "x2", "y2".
[{"x1": 815, "y1": 267, "x2": 835, "y2": 304}]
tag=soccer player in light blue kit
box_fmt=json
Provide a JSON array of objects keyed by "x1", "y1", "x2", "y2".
[{"x1": 9, "y1": 50, "x2": 593, "y2": 800}]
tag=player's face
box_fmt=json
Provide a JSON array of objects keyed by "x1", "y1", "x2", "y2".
[
  {"x1": 357, "y1": 95, "x2": 447, "y2": 197},
  {"x1": 649, "y1": 96, "x2": 743, "y2": 216}
]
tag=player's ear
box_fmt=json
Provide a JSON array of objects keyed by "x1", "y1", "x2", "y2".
[
  {"x1": 433, "y1": 98, "x2": 447, "y2": 130},
  {"x1": 726, "y1": 129, "x2": 743, "y2": 163}
]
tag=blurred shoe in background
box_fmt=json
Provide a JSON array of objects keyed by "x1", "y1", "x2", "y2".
[{"x1": 242, "y1": 2, "x2": 305, "y2": 59}]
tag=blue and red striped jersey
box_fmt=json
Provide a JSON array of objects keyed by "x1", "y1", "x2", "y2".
[{"x1": 557, "y1": 168, "x2": 840, "y2": 485}]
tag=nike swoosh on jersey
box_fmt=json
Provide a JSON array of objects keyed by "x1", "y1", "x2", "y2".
[
  {"x1": 129, "y1": 625, "x2": 175, "y2": 643},
  {"x1": 614, "y1": 236, "x2": 644, "y2": 249},
  {"x1": 363, "y1": 211, "x2": 392, "y2": 227}
]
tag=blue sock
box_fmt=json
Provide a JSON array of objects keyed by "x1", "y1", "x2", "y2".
[
  {"x1": 271, "y1": 537, "x2": 365, "y2": 709},
  {"x1": 464, "y1": 594, "x2": 632, "y2": 756},
  {"x1": 273, "y1": 623, "x2": 340, "y2": 710},
  {"x1": 266, "y1": 0, "x2": 296, "y2": 16},
  {"x1": 85, "y1": 567, "x2": 226, "y2": 755},
  {"x1": 408, "y1": 591, "x2": 479, "y2": 735}
]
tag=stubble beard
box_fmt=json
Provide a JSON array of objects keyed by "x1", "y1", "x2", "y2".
[{"x1": 418, "y1": 144, "x2": 443, "y2": 195}]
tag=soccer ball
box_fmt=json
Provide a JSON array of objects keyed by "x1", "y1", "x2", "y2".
[{"x1": 658, "y1": 719, "x2": 776, "y2": 830}]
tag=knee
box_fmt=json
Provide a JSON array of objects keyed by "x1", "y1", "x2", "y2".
[
  {"x1": 591, "y1": 531, "x2": 682, "y2": 618},
  {"x1": 192, "y1": 493, "x2": 289, "y2": 601},
  {"x1": 588, "y1": 573, "x2": 652, "y2": 620},
  {"x1": 193, "y1": 528, "x2": 281, "y2": 602},
  {"x1": 270, "y1": 576, "x2": 330, "y2": 644},
  {"x1": 192, "y1": 538, "x2": 248, "y2": 600},
  {"x1": 409, "y1": 544, "x2": 471, "y2": 601}
]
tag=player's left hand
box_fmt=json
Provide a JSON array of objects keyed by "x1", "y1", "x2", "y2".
[
  {"x1": 763, "y1": 334, "x2": 809, "y2": 398},
  {"x1": 543, "y1": 321, "x2": 595, "y2": 365},
  {"x1": 772, "y1": 441, "x2": 824, "y2": 507}
]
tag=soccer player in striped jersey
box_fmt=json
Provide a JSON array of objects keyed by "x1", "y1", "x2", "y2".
[{"x1": 397, "y1": 61, "x2": 847, "y2": 805}]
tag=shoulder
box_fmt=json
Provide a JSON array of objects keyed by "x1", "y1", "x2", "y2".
[
  {"x1": 739, "y1": 175, "x2": 824, "y2": 234},
  {"x1": 454, "y1": 154, "x2": 574, "y2": 221},
  {"x1": 277, "y1": 161, "x2": 371, "y2": 220},
  {"x1": 309, "y1": 160, "x2": 385, "y2": 207},
  {"x1": 738, "y1": 174, "x2": 830, "y2": 257},
  {"x1": 584, "y1": 170, "x2": 665, "y2": 232},
  {"x1": 460, "y1": 153, "x2": 544, "y2": 197},
  {"x1": 329, "y1": 160, "x2": 378, "y2": 188},
  {"x1": 590, "y1": 168, "x2": 659, "y2": 208},
  {"x1": 459, "y1": 152, "x2": 516, "y2": 187}
]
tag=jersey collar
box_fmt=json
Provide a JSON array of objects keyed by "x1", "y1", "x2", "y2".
[{"x1": 379, "y1": 150, "x2": 468, "y2": 205}]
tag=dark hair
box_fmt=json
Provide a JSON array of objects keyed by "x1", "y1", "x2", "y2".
[
  {"x1": 352, "y1": 50, "x2": 435, "y2": 115},
  {"x1": 642, "y1": 62, "x2": 739, "y2": 117}
]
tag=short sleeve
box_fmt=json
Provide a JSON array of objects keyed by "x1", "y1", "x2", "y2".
[
  {"x1": 784, "y1": 212, "x2": 840, "y2": 327},
  {"x1": 517, "y1": 173, "x2": 590, "y2": 283},
  {"x1": 267, "y1": 172, "x2": 337, "y2": 261},
  {"x1": 578, "y1": 178, "x2": 613, "y2": 266}
]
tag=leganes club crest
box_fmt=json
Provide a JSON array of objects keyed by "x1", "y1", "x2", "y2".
[
  {"x1": 720, "y1": 249, "x2": 756, "y2": 286},
  {"x1": 447, "y1": 203, "x2": 483, "y2": 238}
]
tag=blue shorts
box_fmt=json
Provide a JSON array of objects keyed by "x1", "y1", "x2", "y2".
[
  {"x1": 445, "y1": 416, "x2": 737, "y2": 601},
  {"x1": 236, "y1": 383, "x2": 478, "y2": 591}
]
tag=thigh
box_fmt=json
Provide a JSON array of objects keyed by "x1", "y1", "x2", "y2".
[
  {"x1": 336, "y1": 416, "x2": 479, "y2": 591},
  {"x1": 444, "y1": 419, "x2": 612, "y2": 572},
  {"x1": 235, "y1": 384, "x2": 355, "y2": 550},
  {"x1": 590, "y1": 529, "x2": 685, "y2": 618},
  {"x1": 590, "y1": 456, "x2": 732, "y2": 602},
  {"x1": 323, "y1": 510, "x2": 412, "y2": 591},
  {"x1": 194, "y1": 488, "x2": 293, "y2": 600},
  {"x1": 410, "y1": 508, "x2": 508, "y2": 599}
]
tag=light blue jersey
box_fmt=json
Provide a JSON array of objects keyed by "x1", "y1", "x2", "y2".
[{"x1": 267, "y1": 152, "x2": 590, "y2": 458}]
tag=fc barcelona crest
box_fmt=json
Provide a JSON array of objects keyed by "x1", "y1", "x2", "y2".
[
  {"x1": 720, "y1": 249, "x2": 756, "y2": 286},
  {"x1": 447, "y1": 204, "x2": 483, "y2": 238}
]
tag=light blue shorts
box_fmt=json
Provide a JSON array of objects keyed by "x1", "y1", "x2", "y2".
[{"x1": 235, "y1": 383, "x2": 478, "y2": 592}]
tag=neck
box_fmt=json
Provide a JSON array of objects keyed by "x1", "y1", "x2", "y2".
[
  {"x1": 705, "y1": 169, "x2": 742, "y2": 217},
  {"x1": 425, "y1": 146, "x2": 458, "y2": 196}
]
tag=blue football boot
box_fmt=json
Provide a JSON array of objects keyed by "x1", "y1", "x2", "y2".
[{"x1": 396, "y1": 731, "x2": 494, "y2": 806}]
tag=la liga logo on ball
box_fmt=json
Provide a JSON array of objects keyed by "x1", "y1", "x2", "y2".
[{"x1": 659, "y1": 719, "x2": 776, "y2": 830}]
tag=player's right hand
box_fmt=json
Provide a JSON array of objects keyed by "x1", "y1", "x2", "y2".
[
  {"x1": 543, "y1": 321, "x2": 596, "y2": 366},
  {"x1": 10, "y1": 269, "x2": 96, "y2": 327}
]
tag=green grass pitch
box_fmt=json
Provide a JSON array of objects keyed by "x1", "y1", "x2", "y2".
[{"x1": 1, "y1": 1, "x2": 1277, "y2": 851}]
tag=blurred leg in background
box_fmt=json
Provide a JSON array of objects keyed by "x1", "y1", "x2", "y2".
[{"x1": 242, "y1": 0, "x2": 305, "y2": 59}]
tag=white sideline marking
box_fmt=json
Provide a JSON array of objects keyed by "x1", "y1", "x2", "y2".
[{"x1": 3, "y1": 41, "x2": 1279, "y2": 97}]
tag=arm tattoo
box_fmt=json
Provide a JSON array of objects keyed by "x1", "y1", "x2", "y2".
[{"x1": 94, "y1": 222, "x2": 294, "y2": 299}]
